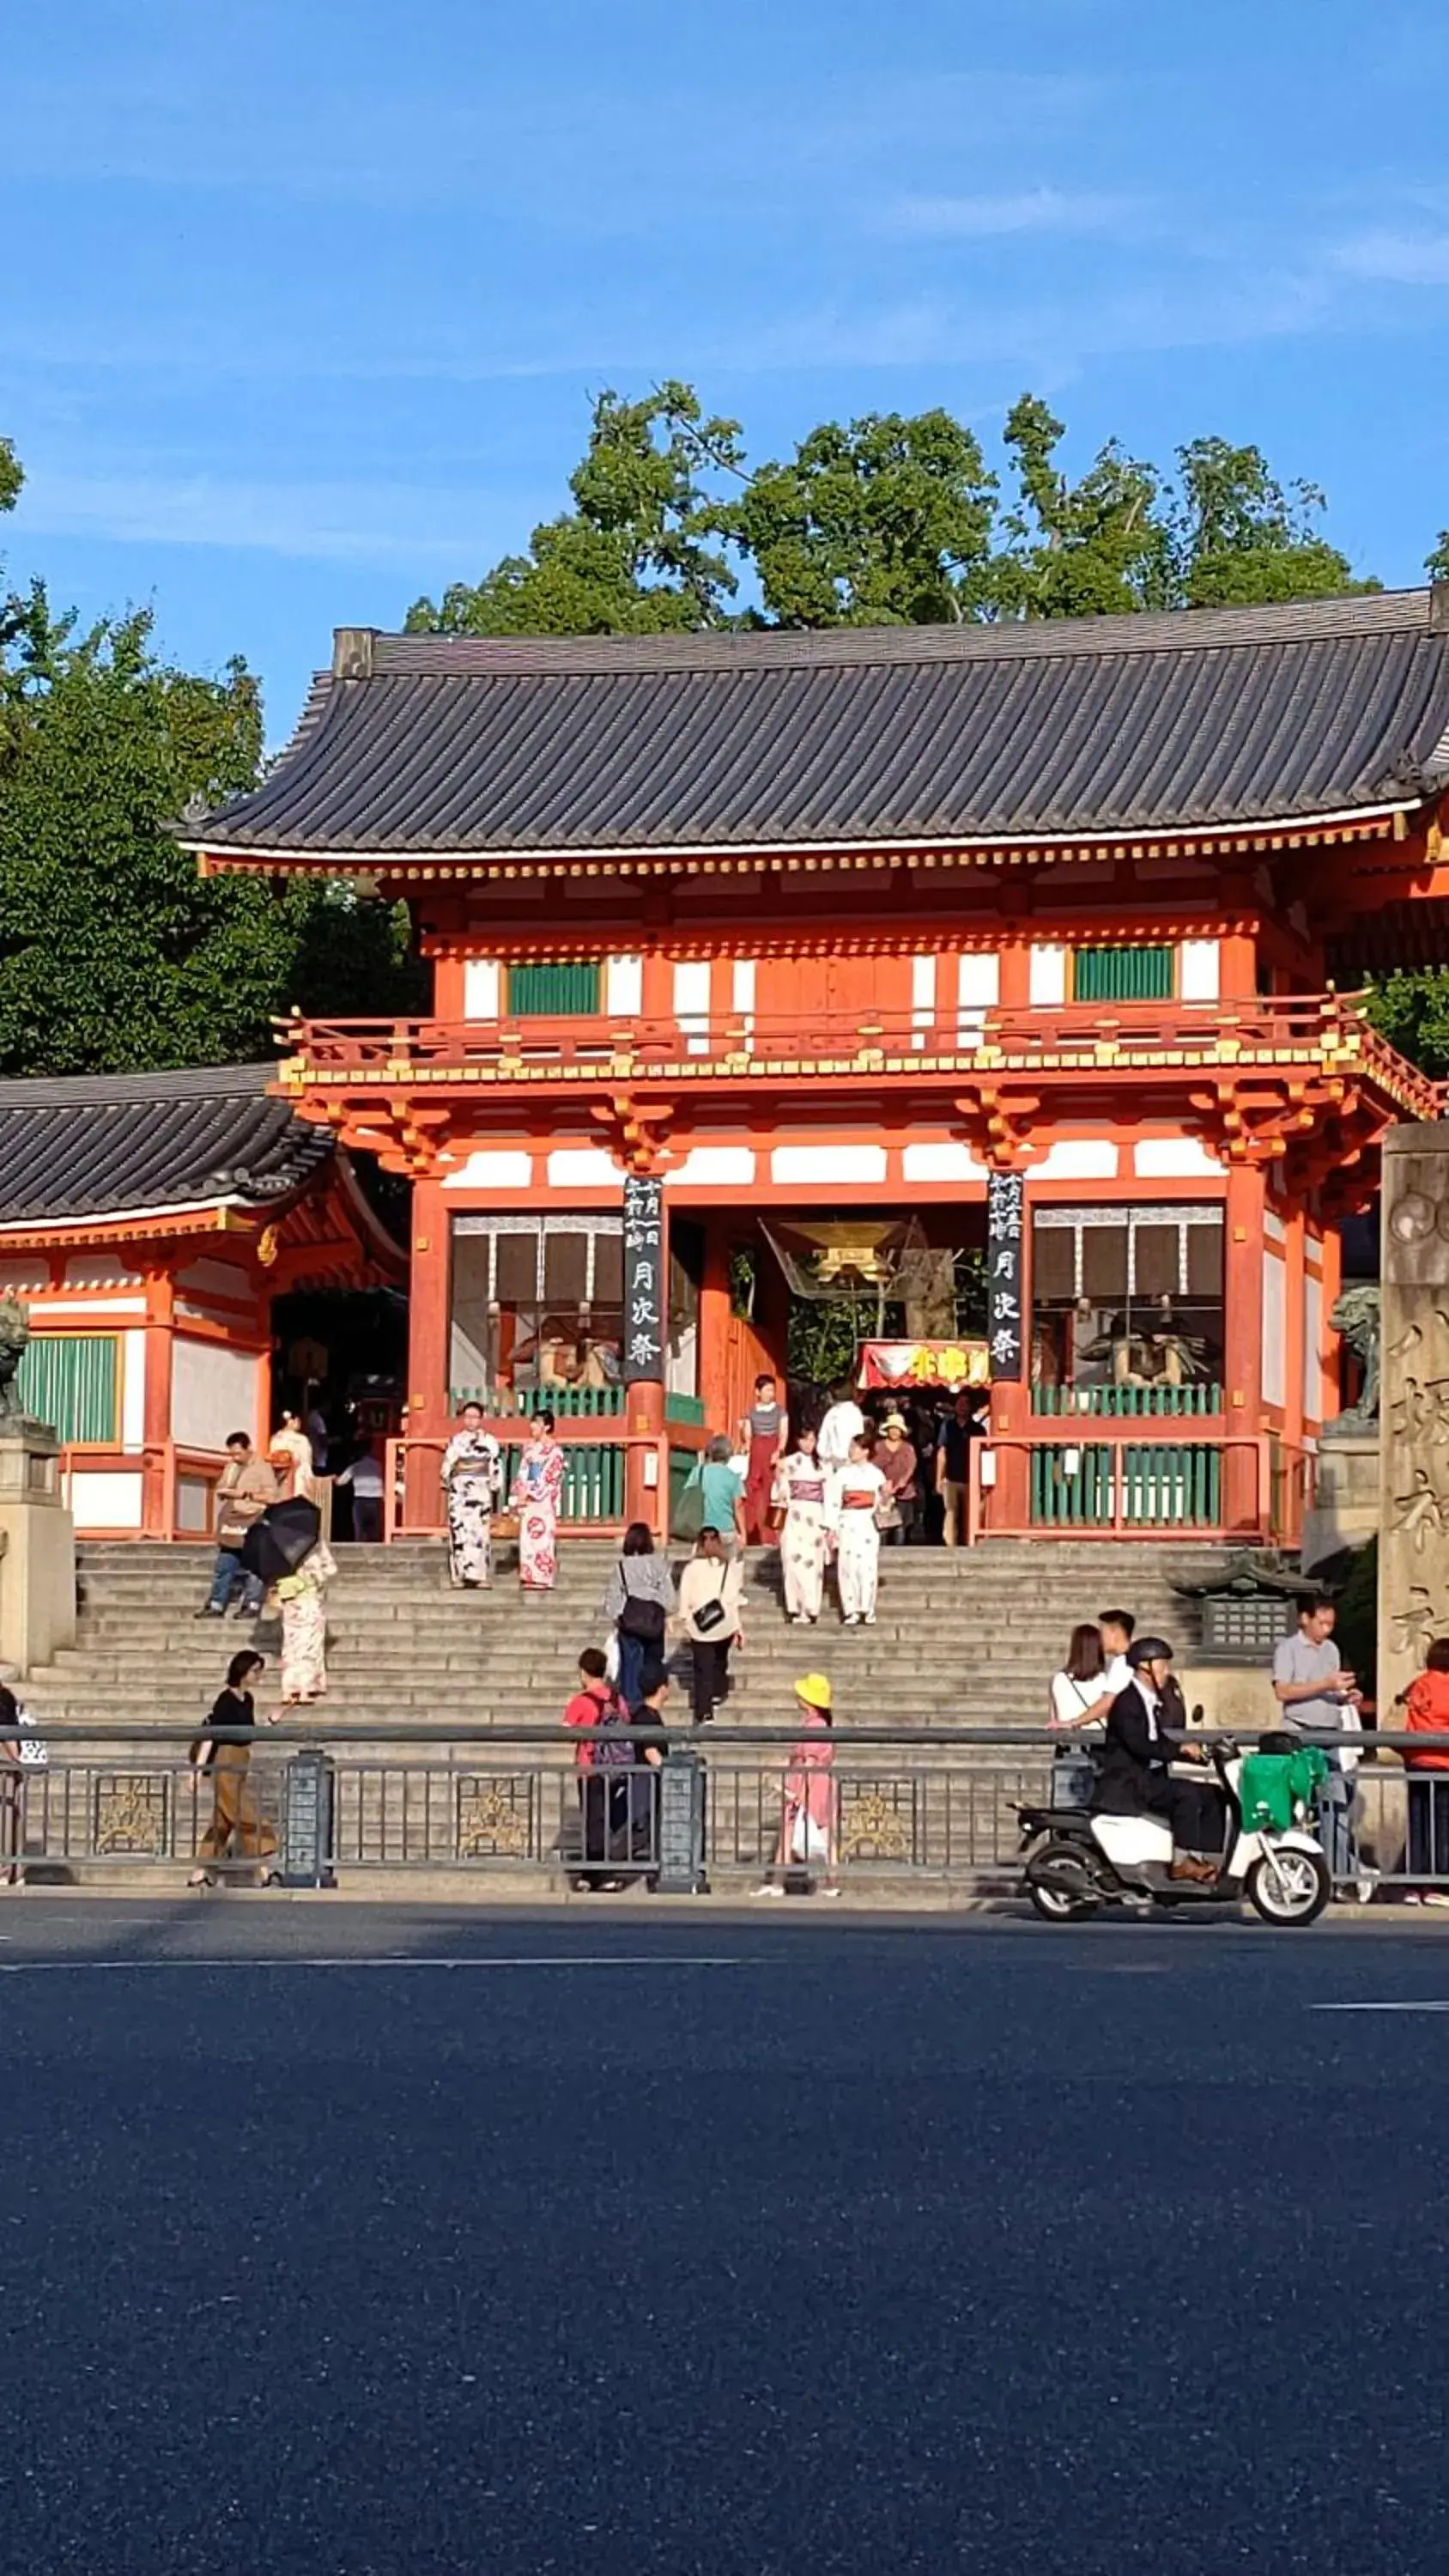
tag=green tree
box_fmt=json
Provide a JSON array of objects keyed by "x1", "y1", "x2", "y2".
[
  {"x1": 1361, "y1": 970, "x2": 1449, "y2": 1083},
  {"x1": 723, "y1": 409, "x2": 998, "y2": 626},
  {"x1": 1170, "y1": 437, "x2": 1372, "y2": 607},
  {"x1": 0, "y1": 583, "x2": 420, "y2": 1078},
  {"x1": 1427, "y1": 530, "x2": 1449, "y2": 584},
  {"x1": 406, "y1": 382, "x2": 743, "y2": 635},
  {"x1": 988, "y1": 396, "x2": 1173, "y2": 620}
]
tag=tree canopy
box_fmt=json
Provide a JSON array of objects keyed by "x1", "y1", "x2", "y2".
[
  {"x1": 0, "y1": 448, "x2": 421, "y2": 1078},
  {"x1": 408, "y1": 381, "x2": 1383, "y2": 637}
]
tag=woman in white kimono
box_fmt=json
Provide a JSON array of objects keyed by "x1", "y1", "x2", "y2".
[
  {"x1": 774, "y1": 1425, "x2": 830, "y2": 1625},
  {"x1": 828, "y1": 1433, "x2": 888, "y2": 1626},
  {"x1": 442, "y1": 1401, "x2": 502, "y2": 1589}
]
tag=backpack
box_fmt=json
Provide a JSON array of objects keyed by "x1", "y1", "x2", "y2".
[{"x1": 592, "y1": 1690, "x2": 636, "y2": 1770}]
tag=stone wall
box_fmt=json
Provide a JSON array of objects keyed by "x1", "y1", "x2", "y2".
[{"x1": 1379, "y1": 1123, "x2": 1449, "y2": 1710}]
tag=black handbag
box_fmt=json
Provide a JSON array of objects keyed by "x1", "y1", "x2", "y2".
[{"x1": 619, "y1": 1583, "x2": 666, "y2": 1643}]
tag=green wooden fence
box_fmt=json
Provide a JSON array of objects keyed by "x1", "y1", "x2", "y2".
[
  {"x1": 1029, "y1": 1441, "x2": 1222, "y2": 1528},
  {"x1": 506, "y1": 961, "x2": 601, "y2": 1016},
  {"x1": 1070, "y1": 945, "x2": 1175, "y2": 1003},
  {"x1": 452, "y1": 1383, "x2": 623, "y2": 1418},
  {"x1": 1034, "y1": 1383, "x2": 1223, "y2": 1419},
  {"x1": 15, "y1": 1334, "x2": 118, "y2": 1443}
]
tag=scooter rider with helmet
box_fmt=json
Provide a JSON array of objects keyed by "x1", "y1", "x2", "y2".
[{"x1": 1090, "y1": 1637, "x2": 1227, "y2": 1883}]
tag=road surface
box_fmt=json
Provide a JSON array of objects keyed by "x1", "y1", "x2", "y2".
[{"x1": 4, "y1": 1902, "x2": 1447, "y2": 2573}]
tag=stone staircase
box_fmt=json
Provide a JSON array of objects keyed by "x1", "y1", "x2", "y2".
[{"x1": 22, "y1": 1535, "x2": 1233, "y2": 1744}]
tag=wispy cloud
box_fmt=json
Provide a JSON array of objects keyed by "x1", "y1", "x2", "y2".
[
  {"x1": 884, "y1": 187, "x2": 1138, "y2": 241},
  {"x1": 12, "y1": 469, "x2": 493, "y2": 567},
  {"x1": 1333, "y1": 228, "x2": 1449, "y2": 285}
]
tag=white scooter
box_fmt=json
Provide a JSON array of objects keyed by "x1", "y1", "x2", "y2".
[{"x1": 1018, "y1": 1738, "x2": 1332, "y2": 1928}]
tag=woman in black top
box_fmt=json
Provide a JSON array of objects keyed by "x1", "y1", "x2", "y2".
[{"x1": 189, "y1": 1651, "x2": 278, "y2": 1887}]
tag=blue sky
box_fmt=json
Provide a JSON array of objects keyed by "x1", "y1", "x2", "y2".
[{"x1": 5, "y1": 0, "x2": 1449, "y2": 738}]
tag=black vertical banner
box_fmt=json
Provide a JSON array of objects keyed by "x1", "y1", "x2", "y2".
[
  {"x1": 985, "y1": 1171, "x2": 1026, "y2": 1382},
  {"x1": 621, "y1": 1175, "x2": 666, "y2": 1383}
]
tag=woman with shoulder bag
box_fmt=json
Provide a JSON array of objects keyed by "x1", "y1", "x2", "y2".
[
  {"x1": 188, "y1": 1650, "x2": 277, "y2": 1888},
  {"x1": 602, "y1": 1521, "x2": 677, "y2": 1710},
  {"x1": 675, "y1": 1526, "x2": 743, "y2": 1723},
  {"x1": 1047, "y1": 1623, "x2": 1108, "y2": 1809}
]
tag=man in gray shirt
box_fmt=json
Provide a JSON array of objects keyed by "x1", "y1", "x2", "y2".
[{"x1": 1271, "y1": 1595, "x2": 1367, "y2": 1893}]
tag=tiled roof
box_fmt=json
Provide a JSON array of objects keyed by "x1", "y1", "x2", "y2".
[
  {"x1": 184, "y1": 589, "x2": 1449, "y2": 860},
  {"x1": 0, "y1": 1063, "x2": 331, "y2": 1224}
]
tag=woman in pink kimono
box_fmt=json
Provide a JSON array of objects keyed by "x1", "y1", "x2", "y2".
[
  {"x1": 511, "y1": 1411, "x2": 567, "y2": 1591},
  {"x1": 758, "y1": 1674, "x2": 837, "y2": 1895}
]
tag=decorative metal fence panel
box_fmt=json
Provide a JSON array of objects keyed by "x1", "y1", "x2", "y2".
[
  {"x1": 1029, "y1": 1441, "x2": 1222, "y2": 1528},
  {"x1": 1033, "y1": 1384, "x2": 1223, "y2": 1419}
]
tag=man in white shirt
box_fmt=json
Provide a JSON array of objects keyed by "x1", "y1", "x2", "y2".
[
  {"x1": 1079, "y1": 1607, "x2": 1136, "y2": 1729},
  {"x1": 336, "y1": 1442, "x2": 385, "y2": 1543},
  {"x1": 816, "y1": 1384, "x2": 866, "y2": 1470}
]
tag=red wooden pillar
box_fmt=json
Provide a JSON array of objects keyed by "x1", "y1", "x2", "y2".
[
  {"x1": 1219, "y1": 929, "x2": 1257, "y2": 999},
  {"x1": 405, "y1": 1175, "x2": 452, "y2": 1526},
  {"x1": 700, "y1": 1220, "x2": 731, "y2": 1439},
  {"x1": 142, "y1": 1267, "x2": 175, "y2": 1535},
  {"x1": 1222, "y1": 1160, "x2": 1266, "y2": 1535},
  {"x1": 1281, "y1": 1200, "x2": 1307, "y2": 1450}
]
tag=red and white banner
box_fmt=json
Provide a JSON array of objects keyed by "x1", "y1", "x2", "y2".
[{"x1": 857, "y1": 1340, "x2": 991, "y2": 1391}]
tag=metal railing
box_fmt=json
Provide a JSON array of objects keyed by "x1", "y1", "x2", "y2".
[
  {"x1": 276, "y1": 993, "x2": 1441, "y2": 1119},
  {"x1": 59, "y1": 1439, "x2": 231, "y2": 1541},
  {"x1": 2, "y1": 1729, "x2": 1057, "y2": 1884},
  {"x1": 13, "y1": 1725, "x2": 1449, "y2": 1897},
  {"x1": 974, "y1": 1431, "x2": 1314, "y2": 1543}
]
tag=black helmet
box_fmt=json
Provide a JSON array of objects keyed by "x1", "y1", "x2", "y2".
[{"x1": 1126, "y1": 1636, "x2": 1173, "y2": 1668}]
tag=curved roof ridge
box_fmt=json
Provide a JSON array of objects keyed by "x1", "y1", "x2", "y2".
[
  {"x1": 365, "y1": 586, "x2": 1430, "y2": 683},
  {"x1": 180, "y1": 592, "x2": 1449, "y2": 860}
]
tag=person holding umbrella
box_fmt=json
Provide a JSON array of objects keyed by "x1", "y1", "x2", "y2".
[{"x1": 240, "y1": 1496, "x2": 337, "y2": 1708}]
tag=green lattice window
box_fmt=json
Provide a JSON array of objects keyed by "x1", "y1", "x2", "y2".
[
  {"x1": 1071, "y1": 945, "x2": 1175, "y2": 1003},
  {"x1": 16, "y1": 1334, "x2": 119, "y2": 1443},
  {"x1": 506, "y1": 961, "x2": 602, "y2": 1016}
]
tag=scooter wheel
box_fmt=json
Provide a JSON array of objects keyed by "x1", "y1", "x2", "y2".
[
  {"x1": 1027, "y1": 1844, "x2": 1101, "y2": 1924},
  {"x1": 1246, "y1": 1847, "x2": 1332, "y2": 1927}
]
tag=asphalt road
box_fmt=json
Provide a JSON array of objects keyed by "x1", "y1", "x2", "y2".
[{"x1": 5, "y1": 1902, "x2": 1449, "y2": 2575}]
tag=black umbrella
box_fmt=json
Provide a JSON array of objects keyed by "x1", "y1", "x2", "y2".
[{"x1": 240, "y1": 1498, "x2": 321, "y2": 1586}]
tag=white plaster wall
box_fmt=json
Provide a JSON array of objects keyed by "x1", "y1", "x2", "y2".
[
  {"x1": 120, "y1": 1328, "x2": 148, "y2": 1452},
  {"x1": 173, "y1": 1338, "x2": 262, "y2": 1452},
  {"x1": 69, "y1": 1469, "x2": 143, "y2": 1530},
  {"x1": 442, "y1": 1151, "x2": 535, "y2": 1192},
  {"x1": 605, "y1": 954, "x2": 643, "y2": 1016},
  {"x1": 1304, "y1": 1269, "x2": 1325, "y2": 1423},
  {"x1": 1262, "y1": 1252, "x2": 1287, "y2": 1409},
  {"x1": 175, "y1": 1259, "x2": 251, "y2": 1300},
  {"x1": 673, "y1": 960, "x2": 712, "y2": 1055},
  {"x1": 1029, "y1": 945, "x2": 1067, "y2": 1005},
  {"x1": 1179, "y1": 939, "x2": 1221, "y2": 1000},
  {"x1": 464, "y1": 958, "x2": 501, "y2": 1018}
]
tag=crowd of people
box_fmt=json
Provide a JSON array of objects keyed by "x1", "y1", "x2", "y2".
[
  {"x1": 561, "y1": 1637, "x2": 838, "y2": 1899},
  {"x1": 1042, "y1": 1589, "x2": 1449, "y2": 1900},
  {"x1": 675, "y1": 1374, "x2": 989, "y2": 1631}
]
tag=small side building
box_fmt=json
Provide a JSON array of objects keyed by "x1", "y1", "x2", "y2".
[{"x1": 0, "y1": 1062, "x2": 404, "y2": 1537}]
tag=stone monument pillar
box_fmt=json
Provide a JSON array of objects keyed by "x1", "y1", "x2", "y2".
[
  {"x1": 0, "y1": 1422, "x2": 76, "y2": 1677},
  {"x1": 0, "y1": 1294, "x2": 77, "y2": 1679},
  {"x1": 1379, "y1": 1124, "x2": 1449, "y2": 1710}
]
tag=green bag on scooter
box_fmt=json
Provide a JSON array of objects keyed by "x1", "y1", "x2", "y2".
[{"x1": 1240, "y1": 1743, "x2": 1331, "y2": 1835}]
